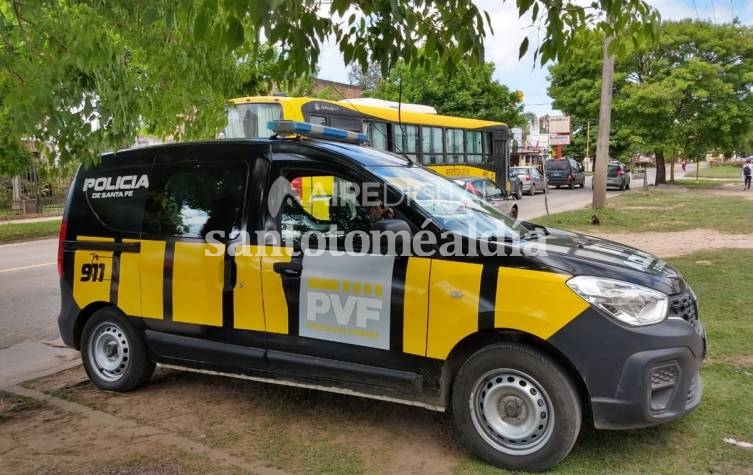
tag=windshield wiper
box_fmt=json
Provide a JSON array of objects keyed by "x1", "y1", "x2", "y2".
[{"x1": 518, "y1": 221, "x2": 550, "y2": 239}]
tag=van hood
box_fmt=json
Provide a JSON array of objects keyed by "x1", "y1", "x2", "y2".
[{"x1": 533, "y1": 227, "x2": 686, "y2": 295}]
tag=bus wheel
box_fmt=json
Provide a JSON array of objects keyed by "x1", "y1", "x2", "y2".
[
  {"x1": 81, "y1": 308, "x2": 154, "y2": 392},
  {"x1": 451, "y1": 343, "x2": 581, "y2": 472}
]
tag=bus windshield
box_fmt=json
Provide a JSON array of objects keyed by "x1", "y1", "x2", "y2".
[
  {"x1": 370, "y1": 165, "x2": 520, "y2": 241},
  {"x1": 224, "y1": 103, "x2": 282, "y2": 138}
]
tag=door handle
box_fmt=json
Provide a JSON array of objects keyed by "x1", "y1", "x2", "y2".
[{"x1": 273, "y1": 262, "x2": 302, "y2": 277}]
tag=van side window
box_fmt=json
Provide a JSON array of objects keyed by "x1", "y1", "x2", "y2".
[
  {"x1": 274, "y1": 172, "x2": 371, "y2": 248},
  {"x1": 143, "y1": 162, "x2": 247, "y2": 239}
]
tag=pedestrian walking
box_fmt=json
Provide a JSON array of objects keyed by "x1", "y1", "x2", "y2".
[
  {"x1": 743, "y1": 160, "x2": 752, "y2": 191},
  {"x1": 681, "y1": 159, "x2": 687, "y2": 172}
]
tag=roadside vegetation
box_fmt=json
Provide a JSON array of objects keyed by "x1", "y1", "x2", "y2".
[
  {"x1": 698, "y1": 165, "x2": 745, "y2": 179},
  {"x1": 0, "y1": 220, "x2": 60, "y2": 244},
  {"x1": 534, "y1": 189, "x2": 753, "y2": 233}
]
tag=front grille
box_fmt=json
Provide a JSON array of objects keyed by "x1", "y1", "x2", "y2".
[{"x1": 669, "y1": 291, "x2": 701, "y2": 333}]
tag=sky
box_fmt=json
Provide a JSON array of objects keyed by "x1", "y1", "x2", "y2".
[{"x1": 315, "y1": 0, "x2": 753, "y2": 119}]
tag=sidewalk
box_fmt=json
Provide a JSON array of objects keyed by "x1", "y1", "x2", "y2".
[{"x1": 0, "y1": 339, "x2": 79, "y2": 388}]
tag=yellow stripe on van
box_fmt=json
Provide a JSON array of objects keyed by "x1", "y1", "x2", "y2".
[
  {"x1": 261, "y1": 246, "x2": 295, "y2": 334},
  {"x1": 494, "y1": 268, "x2": 589, "y2": 339},
  {"x1": 426, "y1": 260, "x2": 483, "y2": 360},
  {"x1": 117, "y1": 238, "x2": 141, "y2": 316},
  {"x1": 172, "y1": 242, "x2": 224, "y2": 326},
  {"x1": 139, "y1": 240, "x2": 165, "y2": 319},
  {"x1": 72, "y1": 236, "x2": 113, "y2": 308},
  {"x1": 234, "y1": 245, "x2": 265, "y2": 332},
  {"x1": 403, "y1": 257, "x2": 431, "y2": 356}
]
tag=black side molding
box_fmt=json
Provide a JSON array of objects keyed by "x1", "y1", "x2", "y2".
[{"x1": 64, "y1": 240, "x2": 141, "y2": 253}]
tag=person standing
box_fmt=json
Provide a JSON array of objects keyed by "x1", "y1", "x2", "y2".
[{"x1": 743, "y1": 160, "x2": 752, "y2": 191}]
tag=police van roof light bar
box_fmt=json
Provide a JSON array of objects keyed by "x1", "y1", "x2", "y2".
[{"x1": 269, "y1": 120, "x2": 368, "y2": 144}]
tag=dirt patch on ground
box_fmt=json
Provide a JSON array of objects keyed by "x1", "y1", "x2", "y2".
[
  {"x1": 15, "y1": 367, "x2": 465, "y2": 475},
  {"x1": 0, "y1": 389, "x2": 234, "y2": 474},
  {"x1": 588, "y1": 229, "x2": 753, "y2": 258},
  {"x1": 713, "y1": 355, "x2": 753, "y2": 367}
]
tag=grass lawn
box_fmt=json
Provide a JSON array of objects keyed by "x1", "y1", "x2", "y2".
[
  {"x1": 0, "y1": 220, "x2": 61, "y2": 244},
  {"x1": 458, "y1": 249, "x2": 753, "y2": 474},
  {"x1": 698, "y1": 165, "x2": 744, "y2": 179},
  {"x1": 668, "y1": 179, "x2": 740, "y2": 189},
  {"x1": 533, "y1": 189, "x2": 753, "y2": 234}
]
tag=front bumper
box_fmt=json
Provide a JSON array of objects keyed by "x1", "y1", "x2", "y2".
[
  {"x1": 549, "y1": 306, "x2": 705, "y2": 430},
  {"x1": 590, "y1": 346, "x2": 703, "y2": 429}
]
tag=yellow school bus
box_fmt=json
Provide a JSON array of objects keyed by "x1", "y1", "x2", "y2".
[{"x1": 224, "y1": 96, "x2": 511, "y2": 189}]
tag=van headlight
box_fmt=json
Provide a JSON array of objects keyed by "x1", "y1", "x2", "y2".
[{"x1": 567, "y1": 276, "x2": 668, "y2": 326}]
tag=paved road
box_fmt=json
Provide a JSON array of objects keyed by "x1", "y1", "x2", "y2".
[{"x1": 0, "y1": 239, "x2": 60, "y2": 349}]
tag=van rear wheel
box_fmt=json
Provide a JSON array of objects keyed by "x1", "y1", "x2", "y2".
[
  {"x1": 81, "y1": 308, "x2": 154, "y2": 392},
  {"x1": 451, "y1": 343, "x2": 581, "y2": 472}
]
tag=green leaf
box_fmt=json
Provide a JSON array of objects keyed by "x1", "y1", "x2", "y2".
[{"x1": 519, "y1": 37, "x2": 529, "y2": 60}]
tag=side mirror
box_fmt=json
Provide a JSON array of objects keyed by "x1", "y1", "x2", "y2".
[{"x1": 371, "y1": 219, "x2": 412, "y2": 255}]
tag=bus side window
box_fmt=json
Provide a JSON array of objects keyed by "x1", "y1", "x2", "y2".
[
  {"x1": 483, "y1": 132, "x2": 494, "y2": 163},
  {"x1": 420, "y1": 126, "x2": 443, "y2": 165},
  {"x1": 467, "y1": 130, "x2": 483, "y2": 164},
  {"x1": 446, "y1": 128, "x2": 463, "y2": 164},
  {"x1": 365, "y1": 121, "x2": 389, "y2": 150},
  {"x1": 395, "y1": 124, "x2": 419, "y2": 161}
]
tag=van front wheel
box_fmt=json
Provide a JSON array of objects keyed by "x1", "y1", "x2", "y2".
[
  {"x1": 81, "y1": 308, "x2": 154, "y2": 392},
  {"x1": 451, "y1": 343, "x2": 581, "y2": 472}
]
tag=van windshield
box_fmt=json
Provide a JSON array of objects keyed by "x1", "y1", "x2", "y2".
[{"x1": 370, "y1": 166, "x2": 520, "y2": 241}]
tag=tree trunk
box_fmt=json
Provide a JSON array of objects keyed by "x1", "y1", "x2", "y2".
[
  {"x1": 655, "y1": 150, "x2": 666, "y2": 185},
  {"x1": 593, "y1": 36, "x2": 614, "y2": 210}
]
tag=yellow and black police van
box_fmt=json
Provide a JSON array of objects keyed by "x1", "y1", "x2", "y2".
[{"x1": 58, "y1": 121, "x2": 705, "y2": 471}]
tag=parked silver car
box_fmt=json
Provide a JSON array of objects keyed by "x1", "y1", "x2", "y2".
[
  {"x1": 453, "y1": 177, "x2": 519, "y2": 219},
  {"x1": 510, "y1": 166, "x2": 544, "y2": 195},
  {"x1": 607, "y1": 162, "x2": 631, "y2": 190}
]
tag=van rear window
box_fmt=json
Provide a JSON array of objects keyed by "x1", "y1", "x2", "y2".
[
  {"x1": 546, "y1": 160, "x2": 570, "y2": 170},
  {"x1": 82, "y1": 168, "x2": 149, "y2": 234}
]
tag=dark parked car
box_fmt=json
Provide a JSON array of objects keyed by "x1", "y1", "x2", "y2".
[
  {"x1": 607, "y1": 162, "x2": 631, "y2": 190},
  {"x1": 546, "y1": 158, "x2": 586, "y2": 189}
]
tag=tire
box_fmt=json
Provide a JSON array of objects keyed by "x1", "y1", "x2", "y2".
[
  {"x1": 527, "y1": 184, "x2": 535, "y2": 196},
  {"x1": 451, "y1": 343, "x2": 582, "y2": 472},
  {"x1": 620, "y1": 181, "x2": 626, "y2": 191},
  {"x1": 81, "y1": 307, "x2": 155, "y2": 392}
]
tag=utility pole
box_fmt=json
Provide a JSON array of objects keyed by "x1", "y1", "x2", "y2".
[{"x1": 593, "y1": 35, "x2": 614, "y2": 210}]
